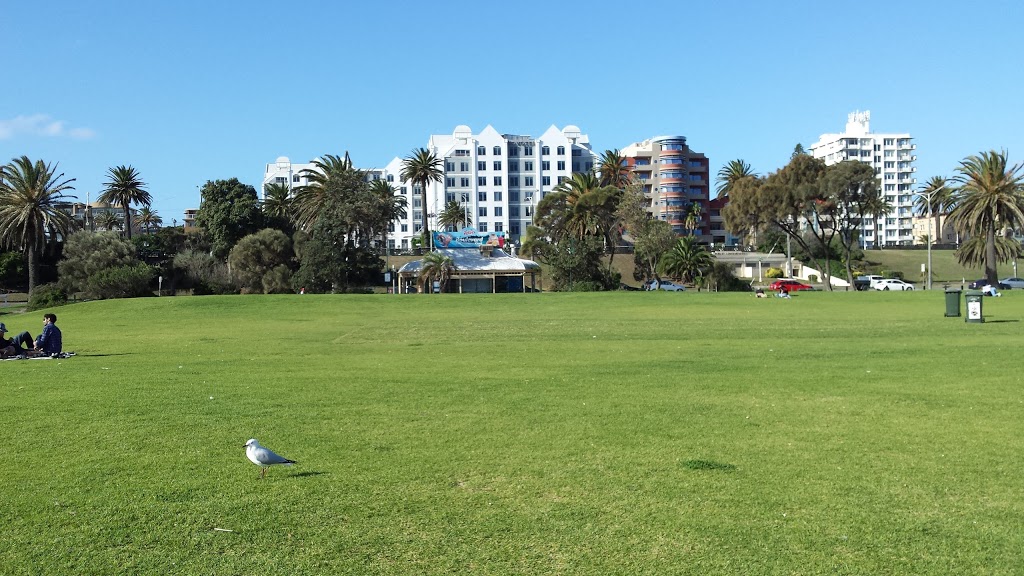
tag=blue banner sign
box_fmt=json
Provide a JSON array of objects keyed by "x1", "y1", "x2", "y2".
[{"x1": 433, "y1": 228, "x2": 508, "y2": 249}]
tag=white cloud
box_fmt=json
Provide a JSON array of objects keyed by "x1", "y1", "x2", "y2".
[{"x1": 0, "y1": 114, "x2": 96, "y2": 140}]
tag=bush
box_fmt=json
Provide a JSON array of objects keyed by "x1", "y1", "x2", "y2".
[
  {"x1": 58, "y1": 232, "x2": 140, "y2": 296},
  {"x1": 808, "y1": 274, "x2": 819, "y2": 283},
  {"x1": 0, "y1": 251, "x2": 26, "y2": 289},
  {"x1": 881, "y1": 269, "x2": 904, "y2": 280},
  {"x1": 87, "y1": 263, "x2": 155, "y2": 299},
  {"x1": 566, "y1": 281, "x2": 603, "y2": 292},
  {"x1": 764, "y1": 267, "x2": 784, "y2": 279},
  {"x1": 27, "y1": 283, "x2": 68, "y2": 311},
  {"x1": 173, "y1": 250, "x2": 236, "y2": 295},
  {"x1": 706, "y1": 262, "x2": 752, "y2": 292}
]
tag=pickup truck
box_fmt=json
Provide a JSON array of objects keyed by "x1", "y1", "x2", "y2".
[{"x1": 853, "y1": 275, "x2": 885, "y2": 291}]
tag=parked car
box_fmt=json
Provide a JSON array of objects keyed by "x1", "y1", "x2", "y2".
[
  {"x1": 873, "y1": 278, "x2": 915, "y2": 291},
  {"x1": 999, "y1": 277, "x2": 1024, "y2": 289},
  {"x1": 647, "y1": 280, "x2": 686, "y2": 292},
  {"x1": 968, "y1": 279, "x2": 1011, "y2": 290},
  {"x1": 853, "y1": 275, "x2": 885, "y2": 291},
  {"x1": 768, "y1": 279, "x2": 813, "y2": 292}
]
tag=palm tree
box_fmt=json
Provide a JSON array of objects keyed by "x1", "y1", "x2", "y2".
[
  {"x1": 293, "y1": 153, "x2": 362, "y2": 231},
  {"x1": 597, "y1": 149, "x2": 630, "y2": 188},
  {"x1": 683, "y1": 202, "x2": 703, "y2": 235},
  {"x1": 417, "y1": 250, "x2": 455, "y2": 293},
  {"x1": 400, "y1": 148, "x2": 443, "y2": 248},
  {"x1": 98, "y1": 165, "x2": 151, "y2": 239},
  {"x1": 263, "y1": 182, "x2": 293, "y2": 221},
  {"x1": 659, "y1": 236, "x2": 713, "y2": 284},
  {"x1": 914, "y1": 176, "x2": 954, "y2": 243},
  {"x1": 949, "y1": 150, "x2": 1024, "y2": 283},
  {"x1": 133, "y1": 207, "x2": 163, "y2": 234},
  {"x1": 369, "y1": 179, "x2": 407, "y2": 256},
  {"x1": 715, "y1": 159, "x2": 755, "y2": 198},
  {"x1": 95, "y1": 211, "x2": 121, "y2": 232},
  {"x1": 437, "y1": 200, "x2": 471, "y2": 231},
  {"x1": 0, "y1": 156, "x2": 76, "y2": 294}
]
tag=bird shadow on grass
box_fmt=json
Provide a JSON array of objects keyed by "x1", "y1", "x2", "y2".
[
  {"x1": 289, "y1": 471, "x2": 328, "y2": 478},
  {"x1": 683, "y1": 459, "x2": 737, "y2": 472}
]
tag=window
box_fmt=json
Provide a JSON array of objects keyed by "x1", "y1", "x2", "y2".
[
  {"x1": 479, "y1": 207, "x2": 488, "y2": 217},
  {"x1": 558, "y1": 176, "x2": 567, "y2": 184},
  {"x1": 494, "y1": 191, "x2": 502, "y2": 201},
  {"x1": 510, "y1": 161, "x2": 519, "y2": 171},
  {"x1": 478, "y1": 222, "x2": 488, "y2": 232},
  {"x1": 493, "y1": 146, "x2": 502, "y2": 155},
  {"x1": 454, "y1": 149, "x2": 470, "y2": 156},
  {"x1": 557, "y1": 161, "x2": 566, "y2": 170},
  {"x1": 275, "y1": 177, "x2": 287, "y2": 184},
  {"x1": 508, "y1": 145, "x2": 518, "y2": 157},
  {"x1": 495, "y1": 207, "x2": 503, "y2": 217},
  {"x1": 493, "y1": 161, "x2": 502, "y2": 170},
  {"x1": 525, "y1": 206, "x2": 533, "y2": 217},
  {"x1": 478, "y1": 191, "x2": 487, "y2": 201},
  {"x1": 510, "y1": 191, "x2": 519, "y2": 202},
  {"x1": 460, "y1": 162, "x2": 469, "y2": 171},
  {"x1": 413, "y1": 199, "x2": 422, "y2": 208},
  {"x1": 874, "y1": 144, "x2": 881, "y2": 151},
  {"x1": 494, "y1": 222, "x2": 503, "y2": 232},
  {"x1": 572, "y1": 162, "x2": 580, "y2": 171},
  {"x1": 400, "y1": 186, "x2": 407, "y2": 194},
  {"x1": 477, "y1": 161, "x2": 486, "y2": 171},
  {"x1": 541, "y1": 146, "x2": 550, "y2": 156},
  {"x1": 557, "y1": 146, "x2": 565, "y2": 155},
  {"x1": 386, "y1": 174, "x2": 394, "y2": 182},
  {"x1": 884, "y1": 138, "x2": 894, "y2": 146},
  {"x1": 446, "y1": 178, "x2": 455, "y2": 187},
  {"x1": 460, "y1": 177, "x2": 470, "y2": 187},
  {"x1": 511, "y1": 222, "x2": 520, "y2": 235},
  {"x1": 493, "y1": 176, "x2": 502, "y2": 185},
  {"x1": 525, "y1": 161, "x2": 534, "y2": 171},
  {"x1": 292, "y1": 175, "x2": 300, "y2": 183},
  {"x1": 401, "y1": 223, "x2": 408, "y2": 232},
  {"x1": 477, "y1": 177, "x2": 486, "y2": 186},
  {"x1": 524, "y1": 176, "x2": 534, "y2": 187},
  {"x1": 884, "y1": 184, "x2": 896, "y2": 191},
  {"x1": 542, "y1": 176, "x2": 550, "y2": 186},
  {"x1": 510, "y1": 206, "x2": 520, "y2": 217},
  {"x1": 571, "y1": 149, "x2": 582, "y2": 157},
  {"x1": 884, "y1": 161, "x2": 895, "y2": 169},
  {"x1": 542, "y1": 161, "x2": 550, "y2": 170},
  {"x1": 860, "y1": 151, "x2": 870, "y2": 157},
  {"x1": 477, "y1": 146, "x2": 486, "y2": 155},
  {"x1": 446, "y1": 162, "x2": 454, "y2": 171},
  {"x1": 524, "y1": 145, "x2": 533, "y2": 155},
  {"x1": 510, "y1": 176, "x2": 519, "y2": 186},
  {"x1": 445, "y1": 193, "x2": 454, "y2": 203}
]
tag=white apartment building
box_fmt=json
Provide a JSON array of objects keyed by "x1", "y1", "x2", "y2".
[
  {"x1": 810, "y1": 111, "x2": 917, "y2": 247},
  {"x1": 381, "y1": 124, "x2": 597, "y2": 251}
]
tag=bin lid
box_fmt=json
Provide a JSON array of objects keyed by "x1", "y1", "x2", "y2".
[
  {"x1": 944, "y1": 288, "x2": 962, "y2": 293},
  {"x1": 965, "y1": 290, "x2": 983, "y2": 296}
]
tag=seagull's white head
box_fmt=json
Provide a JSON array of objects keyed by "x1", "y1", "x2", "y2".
[{"x1": 244, "y1": 438, "x2": 259, "y2": 448}]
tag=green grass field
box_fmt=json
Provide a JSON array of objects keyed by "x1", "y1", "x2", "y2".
[{"x1": 2, "y1": 292, "x2": 1022, "y2": 574}]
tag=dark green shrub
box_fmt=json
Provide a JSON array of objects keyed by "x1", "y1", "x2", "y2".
[
  {"x1": 27, "y1": 283, "x2": 68, "y2": 311},
  {"x1": 881, "y1": 269, "x2": 904, "y2": 280},
  {"x1": 87, "y1": 263, "x2": 155, "y2": 299}
]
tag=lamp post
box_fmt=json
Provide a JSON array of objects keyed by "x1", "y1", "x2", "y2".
[{"x1": 913, "y1": 188, "x2": 936, "y2": 290}]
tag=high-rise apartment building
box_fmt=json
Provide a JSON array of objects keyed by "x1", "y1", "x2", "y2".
[
  {"x1": 810, "y1": 111, "x2": 917, "y2": 247},
  {"x1": 621, "y1": 136, "x2": 711, "y2": 241}
]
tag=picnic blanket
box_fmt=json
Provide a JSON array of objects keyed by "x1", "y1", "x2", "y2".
[{"x1": 1, "y1": 352, "x2": 76, "y2": 361}]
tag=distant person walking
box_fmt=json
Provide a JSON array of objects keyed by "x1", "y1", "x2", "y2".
[{"x1": 34, "y1": 313, "x2": 62, "y2": 355}]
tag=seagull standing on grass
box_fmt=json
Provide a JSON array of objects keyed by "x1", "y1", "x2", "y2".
[{"x1": 244, "y1": 439, "x2": 296, "y2": 478}]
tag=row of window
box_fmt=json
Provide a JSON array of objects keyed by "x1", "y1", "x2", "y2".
[
  {"x1": 447, "y1": 160, "x2": 589, "y2": 172},
  {"x1": 472, "y1": 144, "x2": 569, "y2": 156}
]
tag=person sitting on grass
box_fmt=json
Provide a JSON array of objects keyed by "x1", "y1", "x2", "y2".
[
  {"x1": 33, "y1": 313, "x2": 62, "y2": 356},
  {"x1": 0, "y1": 322, "x2": 34, "y2": 358}
]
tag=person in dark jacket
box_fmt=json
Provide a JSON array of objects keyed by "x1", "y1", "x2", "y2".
[
  {"x1": 34, "y1": 313, "x2": 62, "y2": 355},
  {"x1": 0, "y1": 322, "x2": 34, "y2": 358}
]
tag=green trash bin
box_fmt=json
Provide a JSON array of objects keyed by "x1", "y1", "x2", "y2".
[
  {"x1": 944, "y1": 288, "x2": 962, "y2": 317},
  {"x1": 965, "y1": 290, "x2": 984, "y2": 323}
]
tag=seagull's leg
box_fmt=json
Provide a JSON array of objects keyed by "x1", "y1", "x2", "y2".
[{"x1": 261, "y1": 467, "x2": 267, "y2": 479}]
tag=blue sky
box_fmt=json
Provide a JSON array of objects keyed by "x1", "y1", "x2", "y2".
[{"x1": 3, "y1": 0, "x2": 1023, "y2": 223}]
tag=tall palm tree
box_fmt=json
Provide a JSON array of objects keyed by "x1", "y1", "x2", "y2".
[
  {"x1": 597, "y1": 149, "x2": 630, "y2": 188},
  {"x1": 659, "y1": 236, "x2": 712, "y2": 284},
  {"x1": 98, "y1": 165, "x2": 151, "y2": 239},
  {"x1": 95, "y1": 211, "x2": 122, "y2": 232},
  {"x1": 0, "y1": 156, "x2": 76, "y2": 294},
  {"x1": 437, "y1": 200, "x2": 471, "y2": 231},
  {"x1": 417, "y1": 250, "x2": 455, "y2": 293},
  {"x1": 293, "y1": 153, "x2": 362, "y2": 231},
  {"x1": 400, "y1": 148, "x2": 443, "y2": 248},
  {"x1": 949, "y1": 150, "x2": 1024, "y2": 283},
  {"x1": 369, "y1": 179, "x2": 407, "y2": 255},
  {"x1": 262, "y1": 182, "x2": 293, "y2": 221},
  {"x1": 133, "y1": 207, "x2": 163, "y2": 234},
  {"x1": 683, "y1": 202, "x2": 703, "y2": 235},
  {"x1": 913, "y1": 176, "x2": 954, "y2": 243},
  {"x1": 715, "y1": 159, "x2": 755, "y2": 198},
  {"x1": 552, "y1": 171, "x2": 603, "y2": 240}
]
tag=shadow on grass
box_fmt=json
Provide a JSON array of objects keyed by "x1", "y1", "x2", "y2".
[
  {"x1": 683, "y1": 459, "x2": 737, "y2": 472},
  {"x1": 981, "y1": 319, "x2": 1019, "y2": 323},
  {"x1": 77, "y1": 353, "x2": 134, "y2": 357},
  {"x1": 289, "y1": 471, "x2": 327, "y2": 478}
]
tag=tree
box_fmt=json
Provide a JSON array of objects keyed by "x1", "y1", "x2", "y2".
[
  {"x1": 293, "y1": 154, "x2": 361, "y2": 231},
  {"x1": 715, "y1": 159, "x2": 755, "y2": 198},
  {"x1": 57, "y1": 231, "x2": 144, "y2": 298},
  {"x1": 437, "y1": 199, "x2": 470, "y2": 231},
  {"x1": 263, "y1": 182, "x2": 293, "y2": 221},
  {"x1": 193, "y1": 178, "x2": 266, "y2": 260},
  {"x1": 817, "y1": 160, "x2": 882, "y2": 285},
  {"x1": 791, "y1": 144, "x2": 807, "y2": 158},
  {"x1": 683, "y1": 202, "x2": 703, "y2": 235},
  {"x1": 948, "y1": 150, "x2": 1024, "y2": 283},
  {"x1": 228, "y1": 228, "x2": 294, "y2": 294},
  {"x1": 914, "y1": 176, "x2": 954, "y2": 244},
  {"x1": 98, "y1": 165, "x2": 151, "y2": 240},
  {"x1": 133, "y1": 207, "x2": 163, "y2": 234},
  {"x1": 95, "y1": 211, "x2": 122, "y2": 232},
  {"x1": 0, "y1": 156, "x2": 76, "y2": 294},
  {"x1": 597, "y1": 149, "x2": 630, "y2": 188},
  {"x1": 369, "y1": 179, "x2": 407, "y2": 256},
  {"x1": 417, "y1": 250, "x2": 455, "y2": 293},
  {"x1": 400, "y1": 148, "x2": 443, "y2": 247},
  {"x1": 659, "y1": 236, "x2": 712, "y2": 284},
  {"x1": 632, "y1": 219, "x2": 676, "y2": 282}
]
